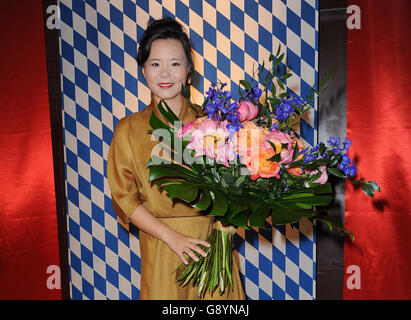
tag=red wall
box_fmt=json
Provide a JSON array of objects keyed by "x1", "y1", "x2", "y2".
[
  {"x1": 0, "y1": 1, "x2": 61, "y2": 299},
  {"x1": 344, "y1": 0, "x2": 411, "y2": 299},
  {"x1": 1, "y1": 0, "x2": 411, "y2": 300}
]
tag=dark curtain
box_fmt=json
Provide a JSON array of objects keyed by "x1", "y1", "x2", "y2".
[{"x1": 345, "y1": 0, "x2": 411, "y2": 299}]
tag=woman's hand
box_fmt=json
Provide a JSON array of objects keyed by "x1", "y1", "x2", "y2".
[
  {"x1": 163, "y1": 230, "x2": 211, "y2": 265},
  {"x1": 128, "y1": 205, "x2": 211, "y2": 265}
]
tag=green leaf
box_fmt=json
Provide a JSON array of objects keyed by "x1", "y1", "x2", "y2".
[
  {"x1": 154, "y1": 179, "x2": 182, "y2": 188},
  {"x1": 148, "y1": 166, "x2": 186, "y2": 183},
  {"x1": 327, "y1": 167, "x2": 346, "y2": 179},
  {"x1": 304, "y1": 182, "x2": 333, "y2": 195},
  {"x1": 308, "y1": 171, "x2": 322, "y2": 182},
  {"x1": 209, "y1": 189, "x2": 229, "y2": 216},
  {"x1": 292, "y1": 142, "x2": 299, "y2": 161},
  {"x1": 263, "y1": 70, "x2": 272, "y2": 85},
  {"x1": 281, "y1": 73, "x2": 292, "y2": 80},
  {"x1": 274, "y1": 53, "x2": 284, "y2": 66},
  {"x1": 318, "y1": 143, "x2": 326, "y2": 155},
  {"x1": 275, "y1": 44, "x2": 281, "y2": 58},
  {"x1": 149, "y1": 111, "x2": 172, "y2": 132},
  {"x1": 147, "y1": 158, "x2": 199, "y2": 181},
  {"x1": 267, "y1": 153, "x2": 281, "y2": 162},
  {"x1": 280, "y1": 195, "x2": 333, "y2": 207},
  {"x1": 157, "y1": 100, "x2": 179, "y2": 124},
  {"x1": 193, "y1": 188, "x2": 212, "y2": 210},
  {"x1": 368, "y1": 181, "x2": 381, "y2": 192},
  {"x1": 229, "y1": 211, "x2": 249, "y2": 229},
  {"x1": 221, "y1": 171, "x2": 235, "y2": 186},
  {"x1": 294, "y1": 203, "x2": 313, "y2": 209},
  {"x1": 281, "y1": 192, "x2": 314, "y2": 200},
  {"x1": 248, "y1": 204, "x2": 271, "y2": 229},
  {"x1": 263, "y1": 106, "x2": 272, "y2": 129},
  {"x1": 235, "y1": 174, "x2": 247, "y2": 187},
  {"x1": 270, "y1": 203, "x2": 316, "y2": 225},
  {"x1": 361, "y1": 182, "x2": 375, "y2": 197},
  {"x1": 265, "y1": 140, "x2": 277, "y2": 153},
  {"x1": 271, "y1": 82, "x2": 277, "y2": 97},
  {"x1": 239, "y1": 80, "x2": 251, "y2": 90},
  {"x1": 315, "y1": 212, "x2": 354, "y2": 241},
  {"x1": 163, "y1": 182, "x2": 199, "y2": 202},
  {"x1": 276, "y1": 78, "x2": 285, "y2": 90},
  {"x1": 228, "y1": 199, "x2": 249, "y2": 219},
  {"x1": 269, "y1": 53, "x2": 275, "y2": 62},
  {"x1": 352, "y1": 178, "x2": 365, "y2": 184}
]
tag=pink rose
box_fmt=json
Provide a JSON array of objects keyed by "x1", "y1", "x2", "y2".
[
  {"x1": 263, "y1": 129, "x2": 294, "y2": 164},
  {"x1": 186, "y1": 119, "x2": 235, "y2": 167},
  {"x1": 312, "y1": 164, "x2": 328, "y2": 184},
  {"x1": 176, "y1": 121, "x2": 194, "y2": 138},
  {"x1": 237, "y1": 101, "x2": 259, "y2": 122}
]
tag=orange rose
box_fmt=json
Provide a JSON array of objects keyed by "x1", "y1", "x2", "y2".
[{"x1": 288, "y1": 166, "x2": 303, "y2": 177}]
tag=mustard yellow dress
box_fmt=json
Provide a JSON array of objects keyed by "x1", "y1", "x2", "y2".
[{"x1": 107, "y1": 96, "x2": 246, "y2": 300}]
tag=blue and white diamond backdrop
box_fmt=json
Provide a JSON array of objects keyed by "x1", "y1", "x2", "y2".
[{"x1": 59, "y1": 0, "x2": 318, "y2": 300}]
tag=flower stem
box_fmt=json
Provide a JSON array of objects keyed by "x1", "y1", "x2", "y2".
[{"x1": 174, "y1": 225, "x2": 236, "y2": 298}]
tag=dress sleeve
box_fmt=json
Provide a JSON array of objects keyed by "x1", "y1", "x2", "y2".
[{"x1": 107, "y1": 118, "x2": 143, "y2": 225}]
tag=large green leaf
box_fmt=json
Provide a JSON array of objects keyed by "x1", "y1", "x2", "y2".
[
  {"x1": 162, "y1": 182, "x2": 199, "y2": 203},
  {"x1": 281, "y1": 192, "x2": 316, "y2": 200},
  {"x1": 148, "y1": 157, "x2": 200, "y2": 180},
  {"x1": 208, "y1": 189, "x2": 229, "y2": 216},
  {"x1": 227, "y1": 199, "x2": 249, "y2": 219},
  {"x1": 154, "y1": 179, "x2": 182, "y2": 188},
  {"x1": 193, "y1": 188, "x2": 212, "y2": 210},
  {"x1": 304, "y1": 183, "x2": 333, "y2": 195},
  {"x1": 279, "y1": 195, "x2": 333, "y2": 207},
  {"x1": 149, "y1": 111, "x2": 172, "y2": 132},
  {"x1": 270, "y1": 203, "x2": 317, "y2": 225},
  {"x1": 229, "y1": 211, "x2": 249, "y2": 229},
  {"x1": 157, "y1": 100, "x2": 179, "y2": 124},
  {"x1": 148, "y1": 166, "x2": 194, "y2": 183},
  {"x1": 248, "y1": 204, "x2": 271, "y2": 229}
]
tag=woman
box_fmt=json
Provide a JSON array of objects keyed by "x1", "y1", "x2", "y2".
[{"x1": 107, "y1": 18, "x2": 245, "y2": 300}]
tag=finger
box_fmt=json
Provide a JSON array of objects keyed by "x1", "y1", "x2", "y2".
[
  {"x1": 190, "y1": 244, "x2": 207, "y2": 258},
  {"x1": 185, "y1": 249, "x2": 199, "y2": 262},
  {"x1": 179, "y1": 253, "x2": 188, "y2": 265},
  {"x1": 190, "y1": 238, "x2": 211, "y2": 248}
]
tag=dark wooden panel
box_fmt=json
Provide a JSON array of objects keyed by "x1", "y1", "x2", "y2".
[
  {"x1": 316, "y1": 0, "x2": 348, "y2": 300},
  {"x1": 42, "y1": 0, "x2": 70, "y2": 300}
]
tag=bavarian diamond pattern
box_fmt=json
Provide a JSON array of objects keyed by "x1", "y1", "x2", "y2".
[{"x1": 59, "y1": 0, "x2": 318, "y2": 300}]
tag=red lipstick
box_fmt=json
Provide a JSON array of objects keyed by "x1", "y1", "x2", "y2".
[{"x1": 158, "y1": 83, "x2": 174, "y2": 89}]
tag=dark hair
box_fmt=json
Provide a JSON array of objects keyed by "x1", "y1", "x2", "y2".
[{"x1": 136, "y1": 17, "x2": 194, "y2": 85}]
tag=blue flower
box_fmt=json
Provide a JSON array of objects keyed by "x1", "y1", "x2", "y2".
[
  {"x1": 328, "y1": 136, "x2": 341, "y2": 147},
  {"x1": 303, "y1": 153, "x2": 318, "y2": 163},
  {"x1": 338, "y1": 154, "x2": 357, "y2": 177},
  {"x1": 343, "y1": 137, "x2": 352, "y2": 151},
  {"x1": 240, "y1": 84, "x2": 262, "y2": 104},
  {"x1": 340, "y1": 154, "x2": 351, "y2": 166},
  {"x1": 343, "y1": 163, "x2": 357, "y2": 177},
  {"x1": 204, "y1": 82, "x2": 243, "y2": 132}
]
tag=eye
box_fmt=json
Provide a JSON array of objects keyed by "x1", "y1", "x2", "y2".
[
  {"x1": 172, "y1": 62, "x2": 180, "y2": 67},
  {"x1": 151, "y1": 62, "x2": 159, "y2": 67}
]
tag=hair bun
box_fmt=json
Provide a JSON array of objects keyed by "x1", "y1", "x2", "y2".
[{"x1": 147, "y1": 17, "x2": 184, "y2": 33}]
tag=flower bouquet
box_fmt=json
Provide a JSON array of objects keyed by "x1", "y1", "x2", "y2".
[{"x1": 146, "y1": 47, "x2": 380, "y2": 297}]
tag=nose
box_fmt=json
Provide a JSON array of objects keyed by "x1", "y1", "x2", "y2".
[{"x1": 160, "y1": 64, "x2": 170, "y2": 78}]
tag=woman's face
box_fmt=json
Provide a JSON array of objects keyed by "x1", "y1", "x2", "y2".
[{"x1": 142, "y1": 38, "x2": 189, "y2": 106}]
